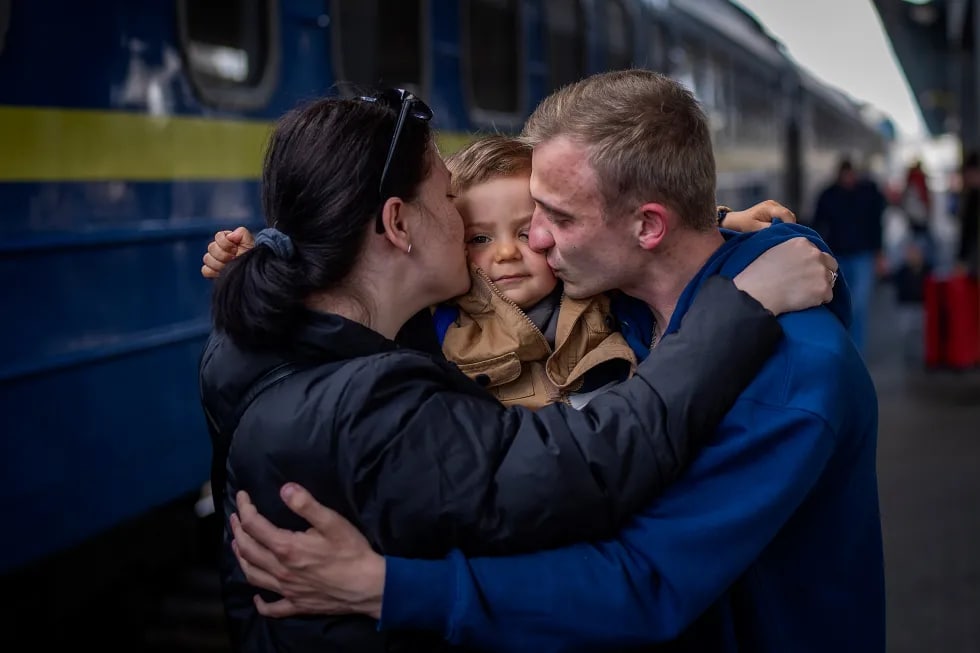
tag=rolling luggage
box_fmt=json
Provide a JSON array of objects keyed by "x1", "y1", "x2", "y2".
[{"x1": 923, "y1": 273, "x2": 980, "y2": 369}]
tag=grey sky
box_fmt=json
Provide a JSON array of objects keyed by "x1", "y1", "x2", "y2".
[{"x1": 735, "y1": 0, "x2": 927, "y2": 139}]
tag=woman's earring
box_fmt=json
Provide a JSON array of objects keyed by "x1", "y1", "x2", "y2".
[{"x1": 407, "y1": 243, "x2": 413, "y2": 255}]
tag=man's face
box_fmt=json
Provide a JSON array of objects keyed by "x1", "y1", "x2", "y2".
[{"x1": 527, "y1": 137, "x2": 637, "y2": 299}]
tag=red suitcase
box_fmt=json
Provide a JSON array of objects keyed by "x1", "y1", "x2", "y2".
[{"x1": 924, "y1": 274, "x2": 980, "y2": 369}]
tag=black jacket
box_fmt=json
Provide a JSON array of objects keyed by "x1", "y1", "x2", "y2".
[
  {"x1": 198, "y1": 276, "x2": 783, "y2": 652},
  {"x1": 812, "y1": 180, "x2": 886, "y2": 256}
]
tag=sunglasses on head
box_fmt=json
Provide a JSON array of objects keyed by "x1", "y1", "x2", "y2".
[{"x1": 359, "y1": 88, "x2": 434, "y2": 233}]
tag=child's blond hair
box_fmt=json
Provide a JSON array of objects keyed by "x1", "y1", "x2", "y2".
[{"x1": 444, "y1": 135, "x2": 533, "y2": 195}]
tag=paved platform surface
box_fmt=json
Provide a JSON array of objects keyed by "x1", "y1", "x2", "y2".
[{"x1": 865, "y1": 285, "x2": 980, "y2": 653}]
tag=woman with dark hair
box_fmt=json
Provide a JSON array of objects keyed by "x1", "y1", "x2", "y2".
[{"x1": 199, "y1": 90, "x2": 835, "y2": 652}]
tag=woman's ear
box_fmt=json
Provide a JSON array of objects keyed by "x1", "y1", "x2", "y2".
[{"x1": 379, "y1": 197, "x2": 413, "y2": 254}]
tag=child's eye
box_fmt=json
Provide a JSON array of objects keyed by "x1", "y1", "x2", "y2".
[
  {"x1": 518, "y1": 230, "x2": 530, "y2": 241},
  {"x1": 447, "y1": 194, "x2": 458, "y2": 200},
  {"x1": 467, "y1": 235, "x2": 491, "y2": 245}
]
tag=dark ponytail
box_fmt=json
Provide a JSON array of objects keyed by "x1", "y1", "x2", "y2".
[{"x1": 211, "y1": 96, "x2": 432, "y2": 349}]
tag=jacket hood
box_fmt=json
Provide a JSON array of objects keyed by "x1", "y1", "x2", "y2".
[{"x1": 666, "y1": 221, "x2": 852, "y2": 335}]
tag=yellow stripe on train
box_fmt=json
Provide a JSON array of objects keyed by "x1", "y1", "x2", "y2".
[
  {"x1": 0, "y1": 106, "x2": 478, "y2": 182},
  {"x1": 0, "y1": 106, "x2": 274, "y2": 181}
]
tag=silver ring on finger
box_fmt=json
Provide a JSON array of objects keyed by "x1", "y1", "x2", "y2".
[{"x1": 829, "y1": 269, "x2": 838, "y2": 288}]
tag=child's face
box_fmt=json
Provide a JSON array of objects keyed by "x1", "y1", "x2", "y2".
[{"x1": 456, "y1": 172, "x2": 558, "y2": 309}]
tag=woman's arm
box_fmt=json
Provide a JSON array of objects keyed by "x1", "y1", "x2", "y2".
[{"x1": 336, "y1": 277, "x2": 776, "y2": 556}]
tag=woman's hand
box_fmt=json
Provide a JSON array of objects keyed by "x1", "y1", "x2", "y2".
[
  {"x1": 722, "y1": 200, "x2": 797, "y2": 232},
  {"x1": 231, "y1": 485, "x2": 386, "y2": 619},
  {"x1": 733, "y1": 237, "x2": 838, "y2": 315},
  {"x1": 201, "y1": 226, "x2": 254, "y2": 279}
]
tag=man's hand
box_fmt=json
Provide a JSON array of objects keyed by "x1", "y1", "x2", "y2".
[
  {"x1": 722, "y1": 200, "x2": 797, "y2": 232},
  {"x1": 201, "y1": 226, "x2": 254, "y2": 279},
  {"x1": 231, "y1": 484, "x2": 386, "y2": 619}
]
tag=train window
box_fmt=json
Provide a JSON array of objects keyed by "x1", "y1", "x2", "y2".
[
  {"x1": 0, "y1": 0, "x2": 10, "y2": 55},
  {"x1": 606, "y1": 0, "x2": 632, "y2": 71},
  {"x1": 177, "y1": 0, "x2": 279, "y2": 110},
  {"x1": 544, "y1": 0, "x2": 586, "y2": 90},
  {"x1": 332, "y1": 0, "x2": 423, "y2": 94},
  {"x1": 731, "y1": 66, "x2": 779, "y2": 147},
  {"x1": 464, "y1": 0, "x2": 521, "y2": 115},
  {"x1": 643, "y1": 23, "x2": 666, "y2": 71},
  {"x1": 696, "y1": 53, "x2": 731, "y2": 142},
  {"x1": 691, "y1": 49, "x2": 714, "y2": 107},
  {"x1": 669, "y1": 46, "x2": 695, "y2": 96}
]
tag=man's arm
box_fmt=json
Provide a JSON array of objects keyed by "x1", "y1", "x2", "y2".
[
  {"x1": 380, "y1": 401, "x2": 838, "y2": 652},
  {"x1": 308, "y1": 278, "x2": 782, "y2": 557}
]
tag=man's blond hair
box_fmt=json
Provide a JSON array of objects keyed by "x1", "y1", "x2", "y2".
[
  {"x1": 444, "y1": 135, "x2": 533, "y2": 195},
  {"x1": 521, "y1": 70, "x2": 717, "y2": 230}
]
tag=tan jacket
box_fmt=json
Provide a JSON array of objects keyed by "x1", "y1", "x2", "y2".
[{"x1": 441, "y1": 269, "x2": 638, "y2": 409}]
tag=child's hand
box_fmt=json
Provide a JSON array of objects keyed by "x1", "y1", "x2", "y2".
[
  {"x1": 721, "y1": 200, "x2": 797, "y2": 232},
  {"x1": 202, "y1": 227, "x2": 254, "y2": 279}
]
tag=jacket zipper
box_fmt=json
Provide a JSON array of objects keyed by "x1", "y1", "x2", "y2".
[
  {"x1": 474, "y1": 268, "x2": 573, "y2": 405},
  {"x1": 474, "y1": 267, "x2": 553, "y2": 354}
]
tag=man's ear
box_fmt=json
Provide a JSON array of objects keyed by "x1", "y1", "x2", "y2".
[
  {"x1": 379, "y1": 197, "x2": 413, "y2": 254},
  {"x1": 636, "y1": 202, "x2": 669, "y2": 251}
]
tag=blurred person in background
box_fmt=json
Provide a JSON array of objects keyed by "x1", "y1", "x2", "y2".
[
  {"x1": 956, "y1": 151, "x2": 979, "y2": 275},
  {"x1": 903, "y1": 160, "x2": 932, "y2": 237},
  {"x1": 813, "y1": 158, "x2": 887, "y2": 355},
  {"x1": 901, "y1": 159, "x2": 937, "y2": 271}
]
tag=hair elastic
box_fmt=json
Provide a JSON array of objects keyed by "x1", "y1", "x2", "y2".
[{"x1": 253, "y1": 227, "x2": 295, "y2": 259}]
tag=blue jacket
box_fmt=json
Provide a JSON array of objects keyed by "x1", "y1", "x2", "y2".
[{"x1": 380, "y1": 223, "x2": 885, "y2": 653}]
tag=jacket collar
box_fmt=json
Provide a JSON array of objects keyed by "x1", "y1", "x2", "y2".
[
  {"x1": 291, "y1": 309, "x2": 400, "y2": 363},
  {"x1": 444, "y1": 270, "x2": 636, "y2": 390},
  {"x1": 200, "y1": 310, "x2": 397, "y2": 433},
  {"x1": 666, "y1": 222, "x2": 852, "y2": 336},
  {"x1": 450, "y1": 268, "x2": 553, "y2": 365}
]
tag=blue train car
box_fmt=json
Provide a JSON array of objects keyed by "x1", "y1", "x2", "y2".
[{"x1": 0, "y1": 0, "x2": 888, "y2": 582}]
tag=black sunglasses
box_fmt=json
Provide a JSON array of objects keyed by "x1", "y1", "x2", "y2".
[{"x1": 359, "y1": 88, "x2": 434, "y2": 233}]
